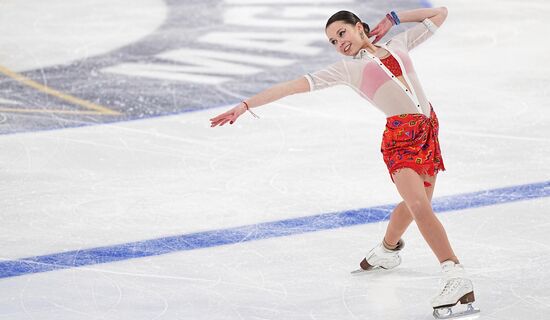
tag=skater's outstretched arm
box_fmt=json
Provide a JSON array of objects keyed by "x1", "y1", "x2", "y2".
[{"x1": 210, "y1": 77, "x2": 310, "y2": 127}]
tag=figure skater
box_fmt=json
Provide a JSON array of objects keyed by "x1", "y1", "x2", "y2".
[{"x1": 210, "y1": 7, "x2": 479, "y2": 319}]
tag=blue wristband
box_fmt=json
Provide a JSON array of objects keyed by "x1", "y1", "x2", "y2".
[
  {"x1": 390, "y1": 11, "x2": 401, "y2": 25},
  {"x1": 386, "y1": 13, "x2": 395, "y2": 25}
]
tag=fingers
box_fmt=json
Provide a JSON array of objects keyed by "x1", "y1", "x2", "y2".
[
  {"x1": 371, "y1": 30, "x2": 388, "y2": 44},
  {"x1": 369, "y1": 27, "x2": 384, "y2": 41},
  {"x1": 209, "y1": 111, "x2": 232, "y2": 122},
  {"x1": 210, "y1": 113, "x2": 232, "y2": 127},
  {"x1": 210, "y1": 116, "x2": 225, "y2": 125},
  {"x1": 218, "y1": 118, "x2": 231, "y2": 126},
  {"x1": 212, "y1": 118, "x2": 231, "y2": 127},
  {"x1": 210, "y1": 119, "x2": 222, "y2": 127},
  {"x1": 212, "y1": 117, "x2": 231, "y2": 127},
  {"x1": 210, "y1": 110, "x2": 244, "y2": 127},
  {"x1": 369, "y1": 18, "x2": 392, "y2": 44}
]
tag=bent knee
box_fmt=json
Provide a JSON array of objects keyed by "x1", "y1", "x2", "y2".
[{"x1": 406, "y1": 200, "x2": 433, "y2": 219}]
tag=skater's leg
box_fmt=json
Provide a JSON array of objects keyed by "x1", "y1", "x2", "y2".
[
  {"x1": 384, "y1": 174, "x2": 437, "y2": 246},
  {"x1": 355, "y1": 174, "x2": 441, "y2": 271},
  {"x1": 392, "y1": 169, "x2": 457, "y2": 263},
  {"x1": 383, "y1": 202, "x2": 412, "y2": 247},
  {"x1": 389, "y1": 173, "x2": 478, "y2": 316}
]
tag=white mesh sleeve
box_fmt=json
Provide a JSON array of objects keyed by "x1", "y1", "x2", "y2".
[
  {"x1": 304, "y1": 60, "x2": 350, "y2": 91},
  {"x1": 389, "y1": 18, "x2": 438, "y2": 52}
]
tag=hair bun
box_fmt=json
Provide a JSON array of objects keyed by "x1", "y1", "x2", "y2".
[{"x1": 362, "y1": 22, "x2": 370, "y2": 35}]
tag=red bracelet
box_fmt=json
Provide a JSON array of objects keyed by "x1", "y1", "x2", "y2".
[{"x1": 242, "y1": 101, "x2": 260, "y2": 118}]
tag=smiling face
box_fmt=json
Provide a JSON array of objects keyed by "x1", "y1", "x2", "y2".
[{"x1": 326, "y1": 21, "x2": 365, "y2": 56}]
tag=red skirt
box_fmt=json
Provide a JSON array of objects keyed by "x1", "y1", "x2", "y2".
[{"x1": 381, "y1": 108, "x2": 445, "y2": 180}]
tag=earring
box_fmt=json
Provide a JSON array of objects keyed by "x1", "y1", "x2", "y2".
[{"x1": 360, "y1": 32, "x2": 365, "y2": 39}]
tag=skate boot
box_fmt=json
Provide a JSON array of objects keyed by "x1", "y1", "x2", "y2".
[
  {"x1": 431, "y1": 260, "x2": 480, "y2": 319},
  {"x1": 351, "y1": 239, "x2": 404, "y2": 274}
]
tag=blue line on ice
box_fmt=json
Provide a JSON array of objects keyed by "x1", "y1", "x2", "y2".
[{"x1": 1, "y1": 180, "x2": 549, "y2": 279}]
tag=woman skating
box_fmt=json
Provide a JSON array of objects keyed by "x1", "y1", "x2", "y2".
[{"x1": 210, "y1": 7, "x2": 479, "y2": 319}]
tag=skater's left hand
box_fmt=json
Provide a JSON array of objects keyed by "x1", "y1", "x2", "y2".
[
  {"x1": 210, "y1": 103, "x2": 246, "y2": 127},
  {"x1": 370, "y1": 17, "x2": 393, "y2": 44}
]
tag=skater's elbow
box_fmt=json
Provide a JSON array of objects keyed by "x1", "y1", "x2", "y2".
[
  {"x1": 286, "y1": 77, "x2": 310, "y2": 95},
  {"x1": 431, "y1": 7, "x2": 448, "y2": 27}
]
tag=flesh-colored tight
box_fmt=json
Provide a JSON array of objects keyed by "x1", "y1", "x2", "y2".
[{"x1": 384, "y1": 168, "x2": 458, "y2": 264}]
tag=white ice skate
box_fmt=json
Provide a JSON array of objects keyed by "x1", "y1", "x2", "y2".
[
  {"x1": 431, "y1": 261, "x2": 480, "y2": 319},
  {"x1": 351, "y1": 239, "x2": 404, "y2": 274}
]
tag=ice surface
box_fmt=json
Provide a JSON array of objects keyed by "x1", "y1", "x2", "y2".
[{"x1": 0, "y1": 0, "x2": 549, "y2": 319}]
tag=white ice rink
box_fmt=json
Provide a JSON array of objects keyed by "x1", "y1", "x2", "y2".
[{"x1": 1, "y1": 0, "x2": 549, "y2": 319}]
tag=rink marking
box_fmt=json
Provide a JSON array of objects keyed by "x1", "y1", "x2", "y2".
[
  {"x1": 0, "y1": 180, "x2": 549, "y2": 279},
  {"x1": 0, "y1": 65, "x2": 121, "y2": 116}
]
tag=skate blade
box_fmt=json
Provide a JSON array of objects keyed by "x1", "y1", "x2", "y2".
[
  {"x1": 433, "y1": 303, "x2": 480, "y2": 319},
  {"x1": 350, "y1": 266, "x2": 381, "y2": 275}
]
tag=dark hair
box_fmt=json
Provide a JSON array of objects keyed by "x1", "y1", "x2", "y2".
[{"x1": 325, "y1": 10, "x2": 370, "y2": 35}]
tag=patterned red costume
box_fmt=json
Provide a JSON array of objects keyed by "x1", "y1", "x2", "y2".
[{"x1": 381, "y1": 108, "x2": 445, "y2": 180}]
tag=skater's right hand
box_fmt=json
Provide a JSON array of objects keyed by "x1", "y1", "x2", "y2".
[
  {"x1": 210, "y1": 103, "x2": 246, "y2": 127},
  {"x1": 369, "y1": 16, "x2": 393, "y2": 44}
]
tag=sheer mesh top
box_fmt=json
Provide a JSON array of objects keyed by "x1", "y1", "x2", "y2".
[{"x1": 304, "y1": 19, "x2": 439, "y2": 117}]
